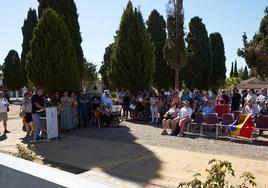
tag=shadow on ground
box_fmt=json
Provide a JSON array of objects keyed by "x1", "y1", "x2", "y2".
[
  {"x1": 0, "y1": 134, "x2": 7, "y2": 142},
  {"x1": 21, "y1": 124, "x2": 161, "y2": 185}
]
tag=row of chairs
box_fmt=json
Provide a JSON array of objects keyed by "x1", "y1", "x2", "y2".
[{"x1": 187, "y1": 112, "x2": 268, "y2": 140}]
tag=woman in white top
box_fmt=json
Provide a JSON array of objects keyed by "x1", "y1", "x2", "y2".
[
  {"x1": 150, "y1": 92, "x2": 159, "y2": 123},
  {"x1": 161, "y1": 102, "x2": 179, "y2": 135},
  {"x1": 0, "y1": 91, "x2": 10, "y2": 134},
  {"x1": 245, "y1": 89, "x2": 257, "y2": 103},
  {"x1": 171, "y1": 100, "x2": 192, "y2": 136}
]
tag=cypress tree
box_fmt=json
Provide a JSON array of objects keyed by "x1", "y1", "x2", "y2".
[
  {"x1": 233, "y1": 60, "x2": 239, "y2": 77},
  {"x1": 147, "y1": 10, "x2": 171, "y2": 90},
  {"x1": 184, "y1": 17, "x2": 210, "y2": 90},
  {"x1": 21, "y1": 8, "x2": 38, "y2": 86},
  {"x1": 3, "y1": 50, "x2": 25, "y2": 91},
  {"x1": 99, "y1": 43, "x2": 113, "y2": 89},
  {"x1": 38, "y1": 0, "x2": 84, "y2": 80},
  {"x1": 164, "y1": 0, "x2": 187, "y2": 91},
  {"x1": 230, "y1": 62, "x2": 234, "y2": 77},
  {"x1": 110, "y1": 1, "x2": 155, "y2": 93},
  {"x1": 242, "y1": 66, "x2": 249, "y2": 80},
  {"x1": 27, "y1": 8, "x2": 79, "y2": 92},
  {"x1": 209, "y1": 32, "x2": 226, "y2": 89},
  {"x1": 38, "y1": 0, "x2": 58, "y2": 18}
]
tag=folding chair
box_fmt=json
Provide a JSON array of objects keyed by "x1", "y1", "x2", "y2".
[
  {"x1": 216, "y1": 113, "x2": 234, "y2": 139},
  {"x1": 254, "y1": 115, "x2": 268, "y2": 138},
  {"x1": 202, "y1": 113, "x2": 219, "y2": 137},
  {"x1": 233, "y1": 111, "x2": 241, "y2": 121},
  {"x1": 188, "y1": 113, "x2": 205, "y2": 135}
]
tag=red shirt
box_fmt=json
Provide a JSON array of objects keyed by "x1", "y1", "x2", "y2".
[{"x1": 214, "y1": 104, "x2": 230, "y2": 117}]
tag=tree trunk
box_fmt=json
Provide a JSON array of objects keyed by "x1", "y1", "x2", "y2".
[{"x1": 174, "y1": 67, "x2": 179, "y2": 91}]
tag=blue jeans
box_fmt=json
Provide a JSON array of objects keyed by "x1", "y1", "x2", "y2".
[{"x1": 32, "y1": 113, "x2": 41, "y2": 139}]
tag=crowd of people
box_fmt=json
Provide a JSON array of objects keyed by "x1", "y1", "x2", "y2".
[
  {"x1": 19, "y1": 88, "x2": 116, "y2": 141},
  {"x1": 1, "y1": 86, "x2": 267, "y2": 141},
  {"x1": 118, "y1": 88, "x2": 268, "y2": 136}
]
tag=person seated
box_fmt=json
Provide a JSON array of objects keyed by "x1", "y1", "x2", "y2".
[
  {"x1": 214, "y1": 99, "x2": 230, "y2": 117},
  {"x1": 171, "y1": 100, "x2": 192, "y2": 136},
  {"x1": 199, "y1": 100, "x2": 214, "y2": 116},
  {"x1": 191, "y1": 100, "x2": 200, "y2": 119},
  {"x1": 99, "y1": 90, "x2": 113, "y2": 127},
  {"x1": 243, "y1": 99, "x2": 259, "y2": 122},
  {"x1": 260, "y1": 100, "x2": 268, "y2": 115},
  {"x1": 161, "y1": 102, "x2": 179, "y2": 135}
]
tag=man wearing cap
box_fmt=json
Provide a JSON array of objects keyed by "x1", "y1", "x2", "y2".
[{"x1": 0, "y1": 91, "x2": 10, "y2": 134}]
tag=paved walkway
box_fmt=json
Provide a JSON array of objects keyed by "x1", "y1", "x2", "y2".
[{"x1": 0, "y1": 105, "x2": 268, "y2": 187}]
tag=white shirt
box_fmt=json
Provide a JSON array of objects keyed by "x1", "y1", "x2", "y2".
[
  {"x1": 168, "y1": 108, "x2": 179, "y2": 118},
  {"x1": 244, "y1": 105, "x2": 259, "y2": 116},
  {"x1": 179, "y1": 107, "x2": 192, "y2": 119},
  {"x1": 0, "y1": 98, "x2": 9, "y2": 113},
  {"x1": 22, "y1": 98, "x2": 32, "y2": 113},
  {"x1": 246, "y1": 93, "x2": 257, "y2": 103}
]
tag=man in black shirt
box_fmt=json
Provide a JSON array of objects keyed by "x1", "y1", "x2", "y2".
[
  {"x1": 31, "y1": 87, "x2": 45, "y2": 141},
  {"x1": 231, "y1": 87, "x2": 241, "y2": 112}
]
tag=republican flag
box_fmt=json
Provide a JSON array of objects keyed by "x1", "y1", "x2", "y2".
[{"x1": 228, "y1": 114, "x2": 254, "y2": 138}]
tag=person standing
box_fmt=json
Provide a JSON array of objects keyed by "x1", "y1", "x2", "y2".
[
  {"x1": 256, "y1": 88, "x2": 268, "y2": 112},
  {"x1": 231, "y1": 88, "x2": 241, "y2": 112},
  {"x1": 122, "y1": 92, "x2": 130, "y2": 119},
  {"x1": 0, "y1": 91, "x2": 9, "y2": 134},
  {"x1": 149, "y1": 92, "x2": 159, "y2": 123},
  {"x1": 77, "y1": 89, "x2": 88, "y2": 128},
  {"x1": 60, "y1": 91, "x2": 73, "y2": 131},
  {"x1": 31, "y1": 87, "x2": 45, "y2": 141},
  {"x1": 71, "y1": 92, "x2": 78, "y2": 129},
  {"x1": 21, "y1": 91, "x2": 33, "y2": 134},
  {"x1": 241, "y1": 89, "x2": 248, "y2": 108}
]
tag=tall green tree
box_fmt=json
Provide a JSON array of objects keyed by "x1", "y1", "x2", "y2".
[
  {"x1": 238, "y1": 7, "x2": 268, "y2": 78},
  {"x1": 233, "y1": 60, "x2": 239, "y2": 78},
  {"x1": 3, "y1": 50, "x2": 25, "y2": 91},
  {"x1": 99, "y1": 43, "x2": 113, "y2": 89},
  {"x1": 37, "y1": 0, "x2": 58, "y2": 18},
  {"x1": 110, "y1": 1, "x2": 155, "y2": 93},
  {"x1": 209, "y1": 32, "x2": 226, "y2": 89},
  {"x1": 242, "y1": 66, "x2": 249, "y2": 80},
  {"x1": 184, "y1": 16, "x2": 210, "y2": 90},
  {"x1": 27, "y1": 8, "x2": 79, "y2": 92},
  {"x1": 21, "y1": 8, "x2": 38, "y2": 86},
  {"x1": 38, "y1": 0, "x2": 84, "y2": 80},
  {"x1": 164, "y1": 0, "x2": 187, "y2": 90},
  {"x1": 230, "y1": 62, "x2": 234, "y2": 77},
  {"x1": 81, "y1": 59, "x2": 97, "y2": 87},
  {"x1": 147, "y1": 10, "x2": 171, "y2": 90}
]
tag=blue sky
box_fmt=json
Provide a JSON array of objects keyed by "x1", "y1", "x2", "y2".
[{"x1": 0, "y1": 0, "x2": 267, "y2": 75}]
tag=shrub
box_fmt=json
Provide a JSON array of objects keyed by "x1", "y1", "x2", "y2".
[
  {"x1": 178, "y1": 159, "x2": 256, "y2": 188},
  {"x1": 15, "y1": 144, "x2": 36, "y2": 161}
]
